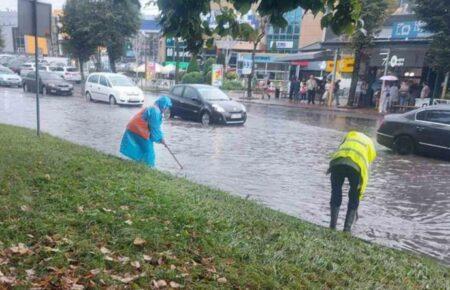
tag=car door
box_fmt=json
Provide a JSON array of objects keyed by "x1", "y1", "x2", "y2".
[
  {"x1": 26, "y1": 72, "x2": 36, "y2": 92},
  {"x1": 182, "y1": 86, "x2": 202, "y2": 119},
  {"x1": 98, "y1": 76, "x2": 111, "y2": 102},
  {"x1": 415, "y1": 109, "x2": 450, "y2": 156},
  {"x1": 169, "y1": 85, "x2": 185, "y2": 116},
  {"x1": 86, "y1": 75, "x2": 98, "y2": 99}
]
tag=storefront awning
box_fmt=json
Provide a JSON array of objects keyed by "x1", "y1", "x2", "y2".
[{"x1": 274, "y1": 50, "x2": 333, "y2": 62}]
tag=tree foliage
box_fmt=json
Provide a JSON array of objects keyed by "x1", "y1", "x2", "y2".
[
  {"x1": 62, "y1": 0, "x2": 101, "y2": 79},
  {"x1": 156, "y1": 0, "x2": 362, "y2": 55},
  {"x1": 346, "y1": 0, "x2": 388, "y2": 106},
  {"x1": 415, "y1": 0, "x2": 450, "y2": 72},
  {"x1": 96, "y1": 0, "x2": 141, "y2": 72},
  {"x1": 187, "y1": 57, "x2": 200, "y2": 73}
]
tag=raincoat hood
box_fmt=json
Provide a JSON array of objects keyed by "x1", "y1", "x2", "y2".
[{"x1": 155, "y1": 96, "x2": 172, "y2": 111}]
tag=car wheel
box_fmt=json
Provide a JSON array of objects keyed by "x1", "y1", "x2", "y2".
[
  {"x1": 109, "y1": 95, "x2": 117, "y2": 105},
  {"x1": 200, "y1": 111, "x2": 211, "y2": 126},
  {"x1": 86, "y1": 91, "x2": 93, "y2": 102},
  {"x1": 394, "y1": 135, "x2": 415, "y2": 155}
]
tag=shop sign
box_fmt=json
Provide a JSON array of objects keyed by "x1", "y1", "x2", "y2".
[
  {"x1": 325, "y1": 57, "x2": 354, "y2": 73},
  {"x1": 211, "y1": 64, "x2": 224, "y2": 87},
  {"x1": 275, "y1": 41, "x2": 294, "y2": 49},
  {"x1": 391, "y1": 21, "x2": 428, "y2": 39},
  {"x1": 242, "y1": 59, "x2": 252, "y2": 75},
  {"x1": 380, "y1": 51, "x2": 405, "y2": 67}
]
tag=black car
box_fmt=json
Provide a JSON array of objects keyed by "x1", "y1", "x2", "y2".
[
  {"x1": 168, "y1": 84, "x2": 247, "y2": 125},
  {"x1": 377, "y1": 105, "x2": 450, "y2": 159},
  {"x1": 22, "y1": 71, "x2": 73, "y2": 96}
]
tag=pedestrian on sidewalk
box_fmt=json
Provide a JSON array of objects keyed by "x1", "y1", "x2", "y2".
[
  {"x1": 300, "y1": 79, "x2": 307, "y2": 102},
  {"x1": 328, "y1": 131, "x2": 377, "y2": 233},
  {"x1": 323, "y1": 79, "x2": 332, "y2": 106},
  {"x1": 290, "y1": 77, "x2": 300, "y2": 102},
  {"x1": 389, "y1": 82, "x2": 399, "y2": 111},
  {"x1": 120, "y1": 96, "x2": 172, "y2": 167},
  {"x1": 334, "y1": 80, "x2": 341, "y2": 106},
  {"x1": 420, "y1": 82, "x2": 430, "y2": 99},
  {"x1": 379, "y1": 83, "x2": 391, "y2": 114},
  {"x1": 399, "y1": 80, "x2": 410, "y2": 106},
  {"x1": 306, "y1": 75, "x2": 317, "y2": 104}
]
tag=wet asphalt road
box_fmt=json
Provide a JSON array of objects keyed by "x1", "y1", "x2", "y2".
[{"x1": 0, "y1": 86, "x2": 449, "y2": 264}]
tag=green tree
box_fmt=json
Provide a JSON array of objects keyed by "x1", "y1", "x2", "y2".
[
  {"x1": 62, "y1": 0, "x2": 100, "y2": 80},
  {"x1": 97, "y1": 0, "x2": 141, "y2": 73},
  {"x1": 156, "y1": 0, "x2": 362, "y2": 56},
  {"x1": 415, "y1": 1, "x2": 450, "y2": 75},
  {"x1": 346, "y1": 0, "x2": 388, "y2": 106},
  {"x1": 187, "y1": 57, "x2": 200, "y2": 73}
]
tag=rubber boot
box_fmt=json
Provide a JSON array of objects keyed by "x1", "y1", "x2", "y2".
[
  {"x1": 343, "y1": 209, "x2": 357, "y2": 233},
  {"x1": 329, "y1": 206, "x2": 340, "y2": 229}
]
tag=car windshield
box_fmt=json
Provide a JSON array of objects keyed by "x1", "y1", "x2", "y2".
[
  {"x1": 41, "y1": 73, "x2": 63, "y2": 80},
  {"x1": 0, "y1": 68, "x2": 14, "y2": 74},
  {"x1": 109, "y1": 75, "x2": 134, "y2": 87},
  {"x1": 197, "y1": 87, "x2": 230, "y2": 101}
]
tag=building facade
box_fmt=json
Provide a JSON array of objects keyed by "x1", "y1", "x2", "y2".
[
  {"x1": 0, "y1": 10, "x2": 18, "y2": 53},
  {"x1": 265, "y1": 7, "x2": 302, "y2": 54}
]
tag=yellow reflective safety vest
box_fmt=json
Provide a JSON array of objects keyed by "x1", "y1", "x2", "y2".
[{"x1": 331, "y1": 131, "x2": 377, "y2": 198}]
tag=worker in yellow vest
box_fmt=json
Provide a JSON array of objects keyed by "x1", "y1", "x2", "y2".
[{"x1": 328, "y1": 131, "x2": 377, "y2": 232}]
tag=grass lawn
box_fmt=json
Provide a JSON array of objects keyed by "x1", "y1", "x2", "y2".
[{"x1": 0, "y1": 124, "x2": 448, "y2": 289}]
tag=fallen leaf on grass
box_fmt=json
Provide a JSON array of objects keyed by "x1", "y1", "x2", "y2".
[
  {"x1": 102, "y1": 208, "x2": 113, "y2": 213},
  {"x1": 125, "y1": 220, "x2": 133, "y2": 225},
  {"x1": 25, "y1": 269, "x2": 35, "y2": 279},
  {"x1": 9, "y1": 243, "x2": 31, "y2": 255},
  {"x1": 217, "y1": 277, "x2": 227, "y2": 284},
  {"x1": 111, "y1": 272, "x2": 145, "y2": 284},
  {"x1": 100, "y1": 247, "x2": 111, "y2": 255},
  {"x1": 133, "y1": 237, "x2": 146, "y2": 246},
  {"x1": 70, "y1": 284, "x2": 84, "y2": 290},
  {"x1": 44, "y1": 174, "x2": 51, "y2": 181},
  {"x1": 118, "y1": 256, "x2": 130, "y2": 264},
  {"x1": 0, "y1": 270, "x2": 15, "y2": 284},
  {"x1": 143, "y1": 254, "x2": 153, "y2": 262},
  {"x1": 170, "y1": 264, "x2": 176, "y2": 270},
  {"x1": 152, "y1": 279, "x2": 167, "y2": 288},
  {"x1": 119, "y1": 206, "x2": 129, "y2": 210},
  {"x1": 43, "y1": 246, "x2": 60, "y2": 253},
  {"x1": 169, "y1": 281, "x2": 181, "y2": 288},
  {"x1": 0, "y1": 257, "x2": 9, "y2": 265},
  {"x1": 104, "y1": 255, "x2": 115, "y2": 262},
  {"x1": 130, "y1": 261, "x2": 140, "y2": 269},
  {"x1": 77, "y1": 206, "x2": 84, "y2": 213},
  {"x1": 90, "y1": 269, "x2": 101, "y2": 275},
  {"x1": 20, "y1": 205, "x2": 31, "y2": 212}
]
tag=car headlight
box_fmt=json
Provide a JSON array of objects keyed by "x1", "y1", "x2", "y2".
[
  {"x1": 212, "y1": 104, "x2": 225, "y2": 113},
  {"x1": 47, "y1": 83, "x2": 56, "y2": 87}
]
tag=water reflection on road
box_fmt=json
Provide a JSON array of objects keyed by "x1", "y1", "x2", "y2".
[{"x1": 0, "y1": 87, "x2": 449, "y2": 264}]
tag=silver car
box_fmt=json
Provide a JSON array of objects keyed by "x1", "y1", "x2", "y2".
[{"x1": 0, "y1": 66, "x2": 22, "y2": 87}]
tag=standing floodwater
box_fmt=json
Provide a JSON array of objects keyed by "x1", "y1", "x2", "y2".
[{"x1": 0, "y1": 87, "x2": 449, "y2": 264}]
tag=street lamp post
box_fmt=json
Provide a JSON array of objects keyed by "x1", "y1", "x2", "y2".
[{"x1": 33, "y1": 0, "x2": 40, "y2": 136}]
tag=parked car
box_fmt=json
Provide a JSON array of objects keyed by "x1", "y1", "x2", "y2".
[
  {"x1": 7, "y1": 57, "x2": 30, "y2": 74},
  {"x1": 0, "y1": 66, "x2": 22, "y2": 87},
  {"x1": 50, "y1": 66, "x2": 81, "y2": 83},
  {"x1": 167, "y1": 84, "x2": 247, "y2": 125},
  {"x1": 22, "y1": 71, "x2": 73, "y2": 96},
  {"x1": 84, "y1": 73, "x2": 144, "y2": 106},
  {"x1": 377, "y1": 105, "x2": 450, "y2": 159},
  {"x1": 19, "y1": 62, "x2": 36, "y2": 77}
]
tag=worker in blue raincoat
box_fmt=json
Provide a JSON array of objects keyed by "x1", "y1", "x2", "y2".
[{"x1": 120, "y1": 96, "x2": 172, "y2": 167}]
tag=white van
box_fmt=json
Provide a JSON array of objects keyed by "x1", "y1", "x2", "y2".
[
  {"x1": 84, "y1": 73, "x2": 144, "y2": 106},
  {"x1": 50, "y1": 66, "x2": 82, "y2": 83}
]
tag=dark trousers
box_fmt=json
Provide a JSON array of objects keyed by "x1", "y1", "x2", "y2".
[
  {"x1": 330, "y1": 165, "x2": 360, "y2": 210},
  {"x1": 307, "y1": 89, "x2": 315, "y2": 104}
]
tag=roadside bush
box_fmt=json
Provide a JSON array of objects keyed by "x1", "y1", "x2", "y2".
[
  {"x1": 181, "y1": 72, "x2": 204, "y2": 84},
  {"x1": 226, "y1": 71, "x2": 238, "y2": 80},
  {"x1": 221, "y1": 80, "x2": 244, "y2": 90},
  {"x1": 187, "y1": 57, "x2": 200, "y2": 73},
  {"x1": 204, "y1": 71, "x2": 212, "y2": 84}
]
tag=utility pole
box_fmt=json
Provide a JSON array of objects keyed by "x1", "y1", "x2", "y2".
[
  {"x1": 33, "y1": 0, "x2": 40, "y2": 136},
  {"x1": 330, "y1": 48, "x2": 339, "y2": 107}
]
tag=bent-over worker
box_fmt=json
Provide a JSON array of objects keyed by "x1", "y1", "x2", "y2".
[
  {"x1": 120, "y1": 96, "x2": 172, "y2": 167},
  {"x1": 328, "y1": 131, "x2": 377, "y2": 232}
]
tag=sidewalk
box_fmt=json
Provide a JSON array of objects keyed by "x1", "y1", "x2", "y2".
[{"x1": 228, "y1": 91, "x2": 381, "y2": 120}]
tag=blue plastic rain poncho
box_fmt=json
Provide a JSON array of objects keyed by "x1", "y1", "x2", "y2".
[{"x1": 120, "y1": 96, "x2": 172, "y2": 167}]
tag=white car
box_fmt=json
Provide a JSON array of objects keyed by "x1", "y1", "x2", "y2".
[
  {"x1": 84, "y1": 73, "x2": 144, "y2": 106},
  {"x1": 51, "y1": 66, "x2": 82, "y2": 83},
  {"x1": 19, "y1": 62, "x2": 35, "y2": 77}
]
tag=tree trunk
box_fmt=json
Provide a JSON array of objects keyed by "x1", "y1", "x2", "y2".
[
  {"x1": 79, "y1": 58, "x2": 85, "y2": 81},
  {"x1": 347, "y1": 49, "x2": 362, "y2": 107},
  {"x1": 175, "y1": 38, "x2": 180, "y2": 84},
  {"x1": 247, "y1": 42, "x2": 257, "y2": 99},
  {"x1": 107, "y1": 48, "x2": 116, "y2": 73}
]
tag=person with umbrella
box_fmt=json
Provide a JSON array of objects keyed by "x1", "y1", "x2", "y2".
[{"x1": 379, "y1": 75, "x2": 398, "y2": 114}]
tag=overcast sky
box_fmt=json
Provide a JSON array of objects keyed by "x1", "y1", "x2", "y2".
[{"x1": 0, "y1": 0, "x2": 159, "y2": 14}]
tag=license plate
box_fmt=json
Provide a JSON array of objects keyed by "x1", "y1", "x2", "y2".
[
  {"x1": 231, "y1": 113, "x2": 242, "y2": 119},
  {"x1": 61, "y1": 88, "x2": 69, "y2": 91}
]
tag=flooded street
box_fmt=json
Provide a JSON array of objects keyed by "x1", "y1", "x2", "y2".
[{"x1": 0, "y1": 86, "x2": 449, "y2": 264}]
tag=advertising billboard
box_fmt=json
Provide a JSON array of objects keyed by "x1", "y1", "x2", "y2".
[{"x1": 211, "y1": 64, "x2": 224, "y2": 87}]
